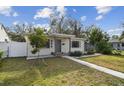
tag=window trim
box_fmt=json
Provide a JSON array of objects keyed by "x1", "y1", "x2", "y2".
[
  {"x1": 122, "y1": 43, "x2": 124, "y2": 47},
  {"x1": 45, "y1": 39, "x2": 50, "y2": 48},
  {"x1": 71, "y1": 41, "x2": 80, "y2": 48}
]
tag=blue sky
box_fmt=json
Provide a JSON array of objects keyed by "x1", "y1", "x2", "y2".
[{"x1": 0, "y1": 6, "x2": 124, "y2": 36}]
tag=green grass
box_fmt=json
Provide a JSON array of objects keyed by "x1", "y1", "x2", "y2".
[
  {"x1": 121, "y1": 51, "x2": 124, "y2": 55},
  {"x1": 0, "y1": 57, "x2": 124, "y2": 86},
  {"x1": 80, "y1": 55, "x2": 124, "y2": 73}
]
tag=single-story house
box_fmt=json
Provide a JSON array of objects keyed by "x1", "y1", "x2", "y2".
[
  {"x1": 109, "y1": 39, "x2": 124, "y2": 50},
  {"x1": 27, "y1": 33, "x2": 85, "y2": 58},
  {"x1": 0, "y1": 24, "x2": 10, "y2": 42}
]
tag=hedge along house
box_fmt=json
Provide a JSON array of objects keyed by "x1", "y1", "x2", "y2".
[{"x1": 26, "y1": 33, "x2": 85, "y2": 59}]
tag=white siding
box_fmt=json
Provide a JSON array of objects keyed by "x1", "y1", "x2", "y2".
[
  {"x1": 0, "y1": 25, "x2": 10, "y2": 42},
  {"x1": 71, "y1": 39, "x2": 84, "y2": 53},
  {"x1": 27, "y1": 38, "x2": 55, "y2": 57}
]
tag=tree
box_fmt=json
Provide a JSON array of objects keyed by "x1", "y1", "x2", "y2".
[
  {"x1": 7, "y1": 32, "x2": 26, "y2": 42},
  {"x1": 49, "y1": 15, "x2": 84, "y2": 37},
  {"x1": 120, "y1": 31, "x2": 124, "y2": 40},
  {"x1": 119, "y1": 23, "x2": 124, "y2": 40},
  {"x1": 112, "y1": 35, "x2": 119, "y2": 39},
  {"x1": 28, "y1": 28, "x2": 48, "y2": 59},
  {"x1": 66, "y1": 17, "x2": 83, "y2": 37},
  {"x1": 88, "y1": 25, "x2": 104, "y2": 46},
  {"x1": 6, "y1": 23, "x2": 34, "y2": 42},
  {"x1": 87, "y1": 25, "x2": 111, "y2": 54},
  {"x1": 49, "y1": 15, "x2": 66, "y2": 33}
]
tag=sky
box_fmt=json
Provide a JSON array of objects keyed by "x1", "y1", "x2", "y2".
[{"x1": 0, "y1": 6, "x2": 124, "y2": 36}]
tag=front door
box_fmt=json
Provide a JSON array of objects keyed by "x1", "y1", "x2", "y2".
[{"x1": 55, "y1": 39, "x2": 61, "y2": 53}]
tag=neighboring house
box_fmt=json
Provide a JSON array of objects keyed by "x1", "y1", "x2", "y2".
[
  {"x1": 27, "y1": 33, "x2": 85, "y2": 57},
  {"x1": 0, "y1": 24, "x2": 10, "y2": 42},
  {"x1": 109, "y1": 39, "x2": 124, "y2": 50}
]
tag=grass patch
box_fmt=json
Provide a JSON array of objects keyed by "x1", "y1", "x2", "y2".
[
  {"x1": 121, "y1": 51, "x2": 124, "y2": 55},
  {"x1": 80, "y1": 55, "x2": 124, "y2": 73},
  {"x1": 0, "y1": 57, "x2": 124, "y2": 85}
]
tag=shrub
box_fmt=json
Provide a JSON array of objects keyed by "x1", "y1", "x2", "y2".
[
  {"x1": 96, "y1": 41, "x2": 112, "y2": 54},
  {"x1": 112, "y1": 50, "x2": 121, "y2": 55},
  {"x1": 87, "y1": 49, "x2": 96, "y2": 55},
  {"x1": 69, "y1": 51, "x2": 82, "y2": 56},
  {"x1": 101, "y1": 47, "x2": 112, "y2": 54},
  {"x1": 31, "y1": 48, "x2": 38, "y2": 54},
  {"x1": 0, "y1": 50, "x2": 3, "y2": 67},
  {"x1": 0, "y1": 50, "x2": 3, "y2": 59},
  {"x1": 51, "y1": 52, "x2": 55, "y2": 55}
]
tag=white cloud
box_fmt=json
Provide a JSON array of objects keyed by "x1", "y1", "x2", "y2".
[
  {"x1": 95, "y1": 6, "x2": 112, "y2": 21},
  {"x1": 34, "y1": 7, "x2": 53, "y2": 19},
  {"x1": 56, "y1": 6, "x2": 67, "y2": 17},
  {"x1": 107, "y1": 28, "x2": 123, "y2": 36},
  {"x1": 80, "y1": 16, "x2": 87, "y2": 21},
  {"x1": 13, "y1": 21, "x2": 19, "y2": 25},
  {"x1": 34, "y1": 6, "x2": 67, "y2": 19},
  {"x1": 95, "y1": 15, "x2": 103, "y2": 20},
  {"x1": 13, "y1": 12, "x2": 18, "y2": 17},
  {"x1": 73, "y1": 9, "x2": 77, "y2": 13},
  {"x1": 96, "y1": 6, "x2": 112, "y2": 15},
  {"x1": 0, "y1": 6, "x2": 18, "y2": 17}
]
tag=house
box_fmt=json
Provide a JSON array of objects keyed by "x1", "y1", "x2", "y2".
[
  {"x1": 27, "y1": 33, "x2": 85, "y2": 58},
  {"x1": 109, "y1": 39, "x2": 124, "y2": 50},
  {"x1": 0, "y1": 24, "x2": 10, "y2": 42},
  {"x1": 0, "y1": 24, "x2": 85, "y2": 58}
]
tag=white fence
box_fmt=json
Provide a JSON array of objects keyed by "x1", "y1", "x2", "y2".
[{"x1": 0, "y1": 42, "x2": 27, "y2": 57}]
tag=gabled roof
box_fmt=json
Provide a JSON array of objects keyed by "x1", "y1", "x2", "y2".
[
  {"x1": 109, "y1": 38, "x2": 124, "y2": 43},
  {"x1": 48, "y1": 33, "x2": 75, "y2": 38}
]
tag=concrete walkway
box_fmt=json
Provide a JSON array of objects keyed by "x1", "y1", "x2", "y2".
[
  {"x1": 75, "y1": 53, "x2": 102, "y2": 58},
  {"x1": 63, "y1": 56, "x2": 124, "y2": 79}
]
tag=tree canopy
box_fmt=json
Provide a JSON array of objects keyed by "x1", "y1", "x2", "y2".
[{"x1": 28, "y1": 28, "x2": 48, "y2": 54}]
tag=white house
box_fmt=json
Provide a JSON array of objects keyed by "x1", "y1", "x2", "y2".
[
  {"x1": 27, "y1": 33, "x2": 85, "y2": 58},
  {"x1": 109, "y1": 39, "x2": 124, "y2": 50},
  {"x1": 0, "y1": 24, "x2": 10, "y2": 42},
  {"x1": 0, "y1": 24, "x2": 85, "y2": 58}
]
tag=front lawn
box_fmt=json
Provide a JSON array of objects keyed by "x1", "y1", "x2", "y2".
[
  {"x1": 121, "y1": 51, "x2": 124, "y2": 55},
  {"x1": 0, "y1": 57, "x2": 124, "y2": 85},
  {"x1": 80, "y1": 55, "x2": 124, "y2": 73}
]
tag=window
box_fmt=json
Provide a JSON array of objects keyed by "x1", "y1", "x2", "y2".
[
  {"x1": 122, "y1": 43, "x2": 124, "y2": 47},
  {"x1": 72, "y1": 41, "x2": 80, "y2": 48},
  {"x1": 5, "y1": 39, "x2": 8, "y2": 42},
  {"x1": 46, "y1": 39, "x2": 50, "y2": 48},
  {"x1": 117, "y1": 43, "x2": 120, "y2": 47}
]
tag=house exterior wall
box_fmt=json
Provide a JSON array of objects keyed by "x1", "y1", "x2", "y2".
[
  {"x1": 70, "y1": 39, "x2": 84, "y2": 53},
  {"x1": 0, "y1": 36, "x2": 85, "y2": 58},
  {"x1": 112, "y1": 42, "x2": 124, "y2": 50},
  {"x1": 27, "y1": 38, "x2": 55, "y2": 57},
  {"x1": 0, "y1": 25, "x2": 10, "y2": 42}
]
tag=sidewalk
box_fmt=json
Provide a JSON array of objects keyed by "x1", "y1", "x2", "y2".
[
  {"x1": 63, "y1": 56, "x2": 124, "y2": 79},
  {"x1": 75, "y1": 53, "x2": 102, "y2": 58}
]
